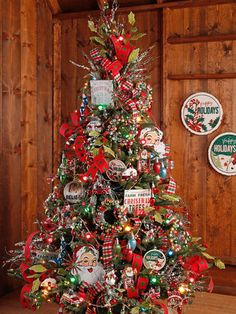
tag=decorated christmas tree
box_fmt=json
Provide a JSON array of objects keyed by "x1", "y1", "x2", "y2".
[{"x1": 7, "y1": 2, "x2": 224, "y2": 314}]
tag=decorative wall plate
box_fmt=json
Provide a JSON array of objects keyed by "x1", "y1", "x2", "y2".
[
  {"x1": 208, "y1": 132, "x2": 236, "y2": 176},
  {"x1": 181, "y1": 92, "x2": 223, "y2": 135}
]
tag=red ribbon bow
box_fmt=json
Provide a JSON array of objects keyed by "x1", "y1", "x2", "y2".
[
  {"x1": 60, "y1": 110, "x2": 82, "y2": 138},
  {"x1": 85, "y1": 149, "x2": 109, "y2": 180}
]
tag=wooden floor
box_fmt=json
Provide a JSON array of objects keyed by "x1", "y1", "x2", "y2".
[{"x1": 0, "y1": 291, "x2": 236, "y2": 314}]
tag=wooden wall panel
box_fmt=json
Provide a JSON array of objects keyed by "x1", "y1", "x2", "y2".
[
  {"x1": 0, "y1": 0, "x2": 53, "y2": 296},
  {"x1": 37, "y1": 0, "x2": 53, "y2": 221},
  {"x1": 163, "y1": 3, "x2": 236, "y2": 265},
  {"x1": 1, "y1": 0, "x2": 22, "y2": 295}
]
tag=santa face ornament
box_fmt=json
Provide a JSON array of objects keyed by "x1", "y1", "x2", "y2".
[
  {"x1": 71, "y1": 246, "x2": 105, "y2": 285},
  {"x1": 140, "y1": 127, "x2": 166, "y2": 157}
]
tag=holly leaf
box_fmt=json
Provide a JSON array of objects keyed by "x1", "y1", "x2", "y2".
[
  {"x1": 144, "y1": 206, "x2": 155, "y2": 213},
  {"x1": 128, "y1": 48, "x2": 140, "y2": 63},
  {"x1": 201, "y1": 124, "x2": 208, "y2": 132},
  {"x1": 128, "y1": 12, "x2": 136, "y2": 26},
  {"x1": 57, "y1": 268, "x2": 67, "y2": 276},
  {"x1": 130, "y1": 307, "x2": 140, "y2": 314},
  {"x1": 192, "y1": 237, "x2": 202, "y2": 242},
  {"x1": 154, "y1": 212, "x2": 163, "y2": 223},
  {"x1": 197, "y1": 117, "x2": 204, "y2": 123},
  {"x1": 103, "y1": 145, "x2": 115, "y2": 157},
  {"x1": 95, "y1": 139, "x2": 103, "y2": 146},
  {"x1": 88, "y1": 20, "x2": 97, "y2": 33},
  {"x1": 188, "y1": 108, "x2": 195, "y2": 114},
  {"x1": 92, "y1": 148, "x2": 99, "y2": 156},
  {"x1": 130, "y1": 33, "x2": 146, "y2": 41},
  {"x1": 131, "y1": 26, "x2": 138, "y2": 33},
  {"x1": 90, "y1": 36, "x2": 105, "y2": 47},
  {"x1": 29, "y1": 265, "x2": 47, "y2": 273},
  {"x1": 31, "y1": 278, "x2": 41, "y2": 293},
  {"x1": 116, "y1": 288, "x2": 126, "y2": 293},
  {"x1": 27, "y1": 274, "x2": 41, "y2": 279},
  {"x1": 202, "y1": 252, "x2": 215, "y2": 260},
  {"x1": 89, "y1": 131, "x2": 100, "y2": 137},
  {"x1": 186, "y1": 114, "x2": 194, "y2": 121},
  {"x1": 214, "y1": 259, "x2": 225, "y2": 269},
  {"x1": 161, "y1": 194, "x2": 180, "y2": 202}
]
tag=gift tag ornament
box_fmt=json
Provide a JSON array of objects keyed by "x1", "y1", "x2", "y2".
[
  {"x1": 143, "y1": 249, "x2": 166, "y2": 271},
  {"x1": 181, "y1": 92, "x2": 223, "y2": 135},
  {"x1": 208, "y1": 132, "x2": 236, "y2": 176},
  {"x1": 106, "y1": 159, "x2": 127, "y2": 182},
  {"x1": 63, "y1": 181, "x2": 85, "y2": 204}
]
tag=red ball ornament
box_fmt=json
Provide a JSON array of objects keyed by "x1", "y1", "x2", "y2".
[
  {"x1": 150, "y1": 197, "x2": 155, "y2": 206},
  {"x1": 153, "y1": 162, "x2": 161, "y2": 174}
]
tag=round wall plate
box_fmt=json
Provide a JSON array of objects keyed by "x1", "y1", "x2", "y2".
[
  {"x1": 208, "y1": 132, "x2": 236, "y2": 176},
  {"x1": 181, "y1": 92, "x2": 223, "y2": 135}
]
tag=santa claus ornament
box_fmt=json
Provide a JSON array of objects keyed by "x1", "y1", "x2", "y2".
[
  {"x1": 71, "y1": 246, "x2": 105, "y2": 285},
  {"x1": 139, "y1": 126, "x2": 166, "y2": 157}
]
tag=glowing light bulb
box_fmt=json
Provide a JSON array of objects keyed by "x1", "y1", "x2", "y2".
[
  {"x1": 124, "y1": 224, "x2": 132, "y2": 232},
  {"x1": 70, "y1": 276, "x2": 76, "y2": 284}
]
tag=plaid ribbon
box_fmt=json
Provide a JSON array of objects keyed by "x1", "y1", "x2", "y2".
[
  {"x1": 90, "y1": 48, "x2": 103, "y2": 62},
  {"x1": 102, "y1": 234, "x2": 114, "y2": 270},
  {"x1": 166, "y1": 176, "x2": 176, "y2": 194}
]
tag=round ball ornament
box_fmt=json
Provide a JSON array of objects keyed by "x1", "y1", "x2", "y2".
[
  {"x1": 181, "y1": 92, "x2": 223, "y2": 135},
  {"x1": 63, "y1": 181, "x2": 85, "y2": 204},
  {"x1": 106, "y1": 159, "x2": 127, "y2": 182},
  {"x1": 208, "y1": 132, "x2": 236, "y2": 176},
  {"x1": 143, "y1": 249, "x2": 166, "y2": 271}
]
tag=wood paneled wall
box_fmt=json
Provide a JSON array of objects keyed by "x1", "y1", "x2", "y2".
[
  {"x1": 0, "y1": 0, "x2": 235, "y2": 296},
  {"x1": 0, "y1": 0, "x2": 53, "y2": 295},
  {"x1": 162, "y1": 3, "x2": 236, "y2": 263}
]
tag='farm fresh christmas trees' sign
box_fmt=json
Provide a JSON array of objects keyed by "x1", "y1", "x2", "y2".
[
  {"x1": 208, "y1": 132, "x2": 236, "y2": 176},
  {"x1": 181, "y1": 92, "x2": 223, "y2": 135}
]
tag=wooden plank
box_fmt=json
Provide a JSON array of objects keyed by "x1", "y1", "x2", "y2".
[
  {"x1": 36, "y1": 0, "x2": 53, "y2": 221},
  {"x1": 231, "y1": 1, "x2": 236, "y2": 261},
  {"x1": 54, "y1": 1, "x2": 236, "y2": 20},
  {"x1": 168, "y1": 32, "x2": 236, "y2": 44},
  {"x1": 1, "y1": 0, "x2": 22, "y2": 294},
  {"x1": 21, "y1": 0, "x2": 38, "y2": 236},
  {"x1": 46, "y1": 0, "x2": 61, "y2": 14},
  {"x1": 168, "y1": 72, "x2": 236, "y2": 79},
  {"x1": 53, "y1": 20, "x2": 62, "y2": 173},
  {"x1": 206, "y1": 3, "x2": 234, "y2": 260},
  {"x1": 61, "y1": 19, "x2": 78, "y2": 121}
]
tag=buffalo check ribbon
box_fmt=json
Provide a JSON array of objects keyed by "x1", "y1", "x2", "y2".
[
  {"x1": 166, "y1": 176, "x2": 176, "y2": 194},
  {"x1": 102, "y1": 234, "x2": 114, "y2": 271}
]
